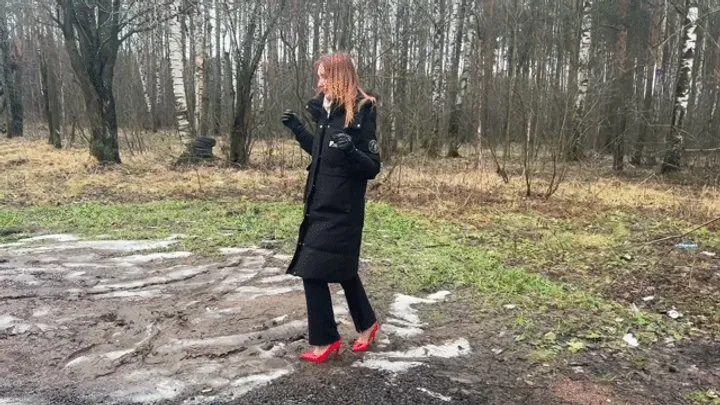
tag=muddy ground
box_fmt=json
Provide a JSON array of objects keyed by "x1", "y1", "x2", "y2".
[{"x1": 0, "y1": 234, "x2": 717, "y2": 404}]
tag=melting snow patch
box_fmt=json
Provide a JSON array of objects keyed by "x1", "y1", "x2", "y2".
[
  {"x1": 0, "y1": 399, "x2": 37, "y2": 405},
  {"x1": 356, "y1": 359, "x2": 426, "y2": 373},
  {"x1": 65, "y1": 349, "x2": 134, "y2": 368},
  {"x1": 227, "y1": 285, "x2": 302, "y2": 300},
  {"x1": 109, "y1": 251, "x2": 192, "y2": 265},
  {"x1": 11, "y1": 238, "x2": 180, "y2": 254},
  {"x1": 258, "y1": 275, "x2": 298, "y2": 284},
  {"x1": 89, "y1": 265, "x2": 210, "y2": 293},
  {"x1": 385, "y1": 291, "x2": 451, "y2": 337},
  {"x1": 382, "y1": 324, "x2": 424, "y2": 338},
  {"x1": 220, "y1": 247, "x2": 273, "y2": 256},
  {"x1": 115, "y1": 377, "x2": 186, "y2": 403},
  {"x1": 271, "y1": 315, "x2": 289, "y2": 324},
  {"x1": 354, "y1": 338, "x2": 471, "y2": 374},
  {"x1": 390, "y1": 295, "x2": 436, "y2": 325},
  {"x1": 425, "y1": 291, "x2": 451, "y2": 301},
  {"x1": 623, "y1": 333, "x2": 639, "y2": 348},
  {"x1": 0, "y1": 315, "x2": 22, "y2": 331},
  {"x1": 229, "y1": 368, "x2": 292, "y2": 396},
  {"x1": 417, "y1": 387, "x2": 452, "y2": 402},
  {"x1": 20, "y1": 234, "x2": 79, "y2": 243}
]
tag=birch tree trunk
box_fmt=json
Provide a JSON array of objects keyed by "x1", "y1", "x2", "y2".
[
  {"x1": 428, "y1": 0, "x2": 445, "y2": 156},
  {"x1": 447, "y1": 0, "x2": 468, "y2": 158},
  {"x1": 661, "y1": 0, "x2": 699, "y2": 173},
  {"x1": 567, "y1": 0, "x2": 592, "y2": 161},
  {"x1": 198, "y1": 0, "x2": 212, "y2": 138},
  {"x1": 168, "y1": 12, "x2": 192, "y2": 138}
]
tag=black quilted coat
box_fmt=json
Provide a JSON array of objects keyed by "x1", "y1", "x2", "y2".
[{"x1": 285, "y1": 93, "x2": 381, "y2": 282}]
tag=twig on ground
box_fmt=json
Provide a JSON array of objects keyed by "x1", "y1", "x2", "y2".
[{"x1": 644, "y1": 216, "x2": 720, "y2": 245}]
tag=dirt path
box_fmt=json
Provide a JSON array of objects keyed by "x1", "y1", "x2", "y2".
[{"x1": 0, "y1": 234, "x2": 482, "y2": 404}]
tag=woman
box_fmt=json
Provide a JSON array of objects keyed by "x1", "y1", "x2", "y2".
[{"x1": 280, "y1": 52, "x2": 381, "y2": 364}]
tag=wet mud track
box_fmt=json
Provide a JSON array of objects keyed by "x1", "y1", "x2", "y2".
[{"x1": 0, "y1": 234, "x2": 477, "y2": 404}]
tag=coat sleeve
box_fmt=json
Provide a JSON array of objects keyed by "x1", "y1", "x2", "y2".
[
  {"x1": 346, "y1": 107, "x2": 381, "y2": 179},
  {"x1": 292, "y1": 125, "x2": 314, "y2": 155}
]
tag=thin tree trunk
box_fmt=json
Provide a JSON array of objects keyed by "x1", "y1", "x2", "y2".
[
  {"x1": 567, "y1": 0, "x2": 592, "y2": 161},
  {"x1": 0, "y1": 0, "x2": 23, "y2": 138},
  {"x1": 447, "y1": 0, "x2": 468, "y2": 157},
  {"x1": 168, "y1": 13, "x2": 192, "y2": 138},
  {"x1": 39, "y1": 28, "x2": 61, "y2": 149},
  {"x1": 199, "y1": 0, "x2": 211, "y2": 138},
  {"x1": 613, "y1": 0, "x2": 630, "y2": 171},
  {"x1": 662, "y1": 0, "x2": 699, "y2": 173},
  {"x1": 633, "y1": 0, "x2": 664, "y2": 165},
  {"x1": 480, "y1": 0, "x2": 495, "y2": 152},
  {"x1": 428, "y1": 0, "x2": 444, "y2": 156},
  {"x1": 213, "y1": 0, "x2": 222, "y2": 135}
]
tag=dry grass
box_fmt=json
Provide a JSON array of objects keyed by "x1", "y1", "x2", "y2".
[{"x1": 2, "y1": 135, "x2": 720, "y2": 227}]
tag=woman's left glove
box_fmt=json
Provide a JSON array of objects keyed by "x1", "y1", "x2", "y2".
[{"x1": 329, "y1": 132, "x2": 356, "y2": 153}]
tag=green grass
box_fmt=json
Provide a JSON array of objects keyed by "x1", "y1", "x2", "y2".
[
  {"x1": 0, "y1": 199, "x2": 692, "y2": 348},
  {"x1": 688, "y1": 390, "x2": 720, "y2": 405}
]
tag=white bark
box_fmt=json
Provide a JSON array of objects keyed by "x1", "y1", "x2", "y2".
[
  {"x1": 194, "y1": 4, "x2": 206, "y2": 133},
  {"x1": 574, "y1": 0, "x2": 592, "y2": 114},
  {"x1": 137, "y1": 40, "x2": 152, "y2": 118},
  {"x1": 675, "y1": 3, "x2": 698, "y2": 118},
  {"x1": 430, "y1": 0, "x2": 444, "y2": 140},
  {"x1": 662, "y1": 0, "x2": 699, "y2": 171},
  {"x1": 168, "y1": 14, "x2": 191, "y2": 137},
  {"x1": 456, "y1": 2, "x2": 473, "y2": 107}
]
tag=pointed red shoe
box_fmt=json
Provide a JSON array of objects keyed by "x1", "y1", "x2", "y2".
[
  {"x1": 351, "y1": 323, "x2": 380, "y2": 352},
  {"x1": 300, "y1": 340, "x2": 343, "y2": 364}
]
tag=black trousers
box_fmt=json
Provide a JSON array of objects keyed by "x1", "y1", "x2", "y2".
[{"x1": 303, "y1": 275, "x2": 377, "y2": 346}]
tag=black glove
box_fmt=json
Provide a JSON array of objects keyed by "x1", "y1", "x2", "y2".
[
  {"x1": 329, "y1": 132, "x2": 356, "y2": 154},
  {"x1": 281, "y1": 110, "x2": 304, "y2": 133}
]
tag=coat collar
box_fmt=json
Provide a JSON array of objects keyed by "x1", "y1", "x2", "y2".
[{"x1": 305, "y1": 92, "x2": 376, "y2": 122}]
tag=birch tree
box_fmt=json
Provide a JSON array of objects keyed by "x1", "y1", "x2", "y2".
[
  {"x1": 567, "y1": 0, "x2": 592, "y2": 161},
  {"x1": 168, "y1": 3, "x2": 193, "y2": 138},
  {"x1": 428, "y1": 0, "x2": 445, "y2": 156},
  {"x1": 447, "y1": 0, "x2": 469, "y2": 157},
  {"x1": 661, "y1": 0, "x2": 699, "y2": 173}
]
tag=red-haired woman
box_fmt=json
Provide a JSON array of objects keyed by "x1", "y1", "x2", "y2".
[{"x1": 281, "y1": 52, "x2": 381, "y2": 364}]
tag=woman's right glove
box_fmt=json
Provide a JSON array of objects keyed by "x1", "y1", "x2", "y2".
[
  {"x1": 281, "y1": 109, "x2": 313, "y2": 155},
  {"x1": 281, "y1": 110, "x2": 305, "y2": 135}
]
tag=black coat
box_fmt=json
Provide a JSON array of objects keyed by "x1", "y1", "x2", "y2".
[{"x1": 286, "y1": 93, "x2": 381, "y2": 282}]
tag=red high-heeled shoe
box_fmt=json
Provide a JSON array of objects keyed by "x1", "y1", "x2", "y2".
[
  {"x1": 352, "y1": 323, "x2": 380, "y2": 352},
  {"x1": 300, "y1": 340, "x2": 343, "y2": 363}
]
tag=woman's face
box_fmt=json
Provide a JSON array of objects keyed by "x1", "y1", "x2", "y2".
[{"x1": 317, "y1": 64, "x2": 330, "y2": 98}]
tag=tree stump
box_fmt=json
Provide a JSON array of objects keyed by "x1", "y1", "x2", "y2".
[{"x1": 175, "y1": 136, "x2": 217, "y2": 165}]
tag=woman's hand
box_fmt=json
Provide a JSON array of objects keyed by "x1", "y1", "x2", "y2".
[
  {"x1": 329, "y1": 132, "x2": 356, "y2": 154},
  {"x1": 281, "y1": 110, "x2": 303, "y2": 133}
]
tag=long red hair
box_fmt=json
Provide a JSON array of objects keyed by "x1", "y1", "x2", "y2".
[{"x1": 315, "y1": 52, "x2": 376, "y2": 127}]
